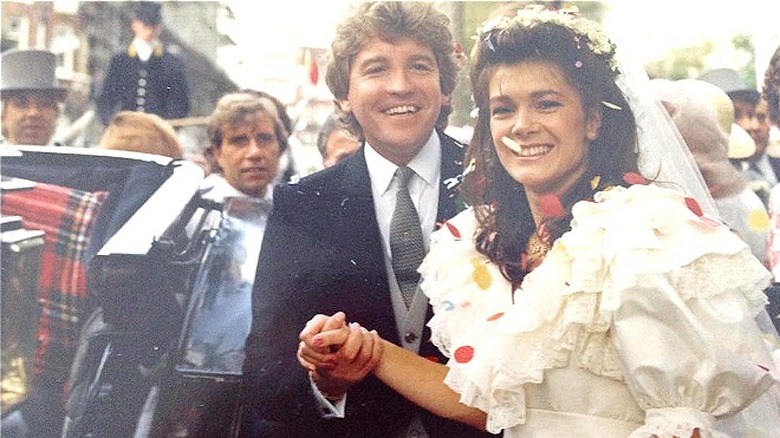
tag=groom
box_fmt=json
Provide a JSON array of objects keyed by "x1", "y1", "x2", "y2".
[{"x1": 241, "y1": 2, "x2": 493, "y2": 437}]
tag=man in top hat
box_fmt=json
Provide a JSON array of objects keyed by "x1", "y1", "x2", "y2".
[
  {"x1": 700, "y1": 67, "x2": 778, "y2": 203},
  {"x1": 1, "y1": 49, "x2": 68, "y2": 146},
  {"x1": 96, "y1": 1, "x2": 190, "y2": 126}
]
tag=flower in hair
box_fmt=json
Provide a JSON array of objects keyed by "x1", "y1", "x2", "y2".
[{"x1": 477, "y1": 5, "x2": 619, "y2": 73}]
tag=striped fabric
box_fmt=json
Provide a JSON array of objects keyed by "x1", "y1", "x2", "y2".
[{"x1": 2, "y1": 182, "x2": 107, "y2": 383}]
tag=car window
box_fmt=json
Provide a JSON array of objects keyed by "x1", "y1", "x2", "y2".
[{"x1": 177, "y1": 196, "x2": 269, "y2": 374}]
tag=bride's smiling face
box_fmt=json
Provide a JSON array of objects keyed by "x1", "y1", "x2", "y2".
[{"x1": 488, "y1": 60, "x2": 601, "y2": 198}]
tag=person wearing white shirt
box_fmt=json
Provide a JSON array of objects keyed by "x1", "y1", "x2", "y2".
[{"x1": 200, "y1": 92, "x2": 288, "y2": 204}]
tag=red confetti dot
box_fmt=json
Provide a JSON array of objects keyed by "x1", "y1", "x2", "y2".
[
  {"x1": 454, "y1": 345, "x2": 475, "y2": 363},
  {"x1": 623, "y1": 172, "x2": 648, "y2": 185},
  {"x1": 487, "y1": 312, "x2": 504, "y2": 321},
  {"x1": 445, "y1": 221, "x2": 461, "y2": 239},
  {"x1": 539, "y1": 194, "x2": 565, "y2": 218},
  {"x1": 425, "y1": 355, "x2": 441, "y2": 363},
  {"x1": 685, "y1": 197, "x2": 703, "y2": 217}
]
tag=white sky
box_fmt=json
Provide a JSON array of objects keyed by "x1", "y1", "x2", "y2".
[
  {"x1": 603, "y1": 0, "x2": 780, "y2": 77},
  {"x1": 226, "y1": 1, "x2": 349, "y2": 49},
  {"x1": 227, "y1": 1, "x2": 780, "y2": 62},
  {"x1": 222, "y1": 1, "x2": 780, "y2": 91}
]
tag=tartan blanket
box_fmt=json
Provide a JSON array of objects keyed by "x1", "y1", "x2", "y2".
[{"x1": 2, "y1": 182, "x2": 107, "y2": 385}]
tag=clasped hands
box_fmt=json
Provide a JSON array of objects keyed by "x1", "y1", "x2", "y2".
[{"x1": 297, "y1": 312, "x2": 384, "y2": 400}]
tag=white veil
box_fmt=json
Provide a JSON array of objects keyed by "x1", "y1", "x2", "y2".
[{"x1": 611, "y1": 43, "x2": 721, "y2": 219}]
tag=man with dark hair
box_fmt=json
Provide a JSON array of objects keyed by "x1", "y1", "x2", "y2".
[
  {"x1": 96, "y1": 2, "x2": 190, "y2": 125},
  {"x1": 1, "y1": 49, "x2": 67, "y2": 145},
  {"x1": 242, "y1": 2, "x2": 492, "y2": 437}
]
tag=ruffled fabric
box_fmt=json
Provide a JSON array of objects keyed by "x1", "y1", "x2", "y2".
[
  {"x1": 632, "y1": 408, "x2": 725, "y2": 438},
  {"x1": 421, "y1": 184, "x2": 776, "y2": 435}
]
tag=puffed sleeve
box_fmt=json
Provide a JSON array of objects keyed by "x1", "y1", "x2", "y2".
[
  {"x1": 584, "y1": 185, "x2": 778, "y2": 437},
  {"x1": 613, "y1": 272, "x2": 776, "y2": 437},
  {"x1": 421, "y1": 185, "x2": 780, "y2": 436}
]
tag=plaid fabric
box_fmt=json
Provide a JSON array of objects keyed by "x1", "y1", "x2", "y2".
[{"x1": 2, "y1": 182, "x2": 107, "y2": 384}]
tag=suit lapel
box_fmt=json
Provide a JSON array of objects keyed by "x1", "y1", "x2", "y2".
[
  {"x1": 339, "y1": 146, "x2": 374, "y2": 200},
  {"x1": 338, "y1": 149, "x2": 403, "y2": 341},
  {"x1": 769, "y1": 156, "x2": 780, "y2": 182}
]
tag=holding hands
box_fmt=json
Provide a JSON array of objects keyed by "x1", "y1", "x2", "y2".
[
  {"x1": 298, "y1": 312, "x2": 488, "y2": 430},
  {"x1": 297, "y1": 312, "x2": 384, "y2": 400}
]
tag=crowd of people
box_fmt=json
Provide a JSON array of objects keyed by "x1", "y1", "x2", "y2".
[{"x1": 3, "y1": 1, "x2": 780, "y2": 437}]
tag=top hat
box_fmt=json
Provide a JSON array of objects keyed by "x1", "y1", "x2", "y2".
[
  {"x1": 133, "y1": 2, "x2": 163, "y2": 26},
  {"x1": 1, "y1": 49, "x2": 67, "y2": 101}
]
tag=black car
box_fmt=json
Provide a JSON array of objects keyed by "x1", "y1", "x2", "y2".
[{"x1": 2, "y1": 146, "x2": 266, "y2": 437}]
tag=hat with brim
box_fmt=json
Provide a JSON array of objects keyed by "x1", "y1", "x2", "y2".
[
  {"x1": 728, "y1": 123, "x2": 757, "y2": 159},
  {"x1": 698, "y1": 68, "x2": 760, "y2": 104},
  {"x1": 651, "y1": 78, "x2": 752, "y2": 198},
  {"x1": 1, "y1": 49, "x2": 67, "y2": 101},
  {"x1": 699, "y1": 68, "x2": 748, "y2": 93}
]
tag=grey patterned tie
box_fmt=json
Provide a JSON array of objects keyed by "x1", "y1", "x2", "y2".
[{"x1": 390, "y1": 166, "x2": 425, "y2": 309}]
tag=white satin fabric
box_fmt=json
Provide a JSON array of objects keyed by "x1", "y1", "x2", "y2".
[{"x1": 421, "y1": 184, "x2": 780, "y2": 437}]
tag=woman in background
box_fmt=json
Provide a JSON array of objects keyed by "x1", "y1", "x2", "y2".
[{"x1": 99, "y1": 110, "x2": 183, "y2": 159}]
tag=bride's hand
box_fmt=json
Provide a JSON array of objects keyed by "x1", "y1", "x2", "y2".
[
  {"x1": 297, "y1": 312, "x2": 349, "y2": 371},
  {"x1": 297, "y1": 315, "x2": 384, "y2": 399}
]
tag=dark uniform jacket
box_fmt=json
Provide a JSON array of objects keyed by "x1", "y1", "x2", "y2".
[
  {"x1": 242, "y1": 131, "x2": 496, "y2": 437},
  {"x1": 97, "y1": 44, "x2": 190, "y2": 125}
]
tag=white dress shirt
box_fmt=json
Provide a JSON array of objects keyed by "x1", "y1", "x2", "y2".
[
  {"x1": 132, "y1": 38, "x2": 157, "y2": 62},
  {"x1": 365, "y1": 131, "x2": 442, "y2": 260}
]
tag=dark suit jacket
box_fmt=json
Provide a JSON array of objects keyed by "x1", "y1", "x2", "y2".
[
  {"x1": 769, "y1": 155, "x2": 780, "y2": 183},
  {"x1": 242, "y1": 131, "x2": 494, "y2": 437},
  {"x1": 96, "y1": 46, "x2": 190, "y2": 125}
]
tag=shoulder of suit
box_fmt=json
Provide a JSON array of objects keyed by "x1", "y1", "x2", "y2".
[
  {"x1": 439, "y1": 130, "x2": 466, "y2": 150},
  {"x1": 276, "y1": 168, "x2": 336, "y2": 197},
  {"x1": 108, "y1": 51, "x2": 128, "y2": 63}
]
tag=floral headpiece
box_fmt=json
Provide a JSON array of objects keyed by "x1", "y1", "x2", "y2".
[{"x1": 477, "y1": 5, "x2": 619, "y2": 74}]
